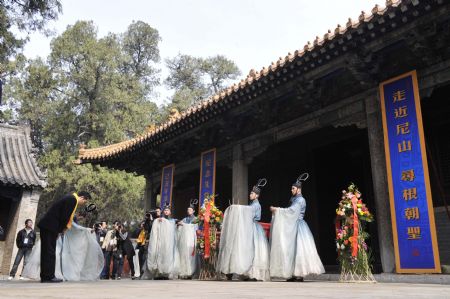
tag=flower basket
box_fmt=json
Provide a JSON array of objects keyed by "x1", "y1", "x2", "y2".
[
  {"x1": 335, "y1": 184, "x2": 376, "y2": 283},
  {"x1": 194, "y1": 194, "x2": 223, "y2": 280}
]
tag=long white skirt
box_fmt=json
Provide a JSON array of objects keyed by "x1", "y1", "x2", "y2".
[
  {"x1": 293, "y1": 220, "x2": 325, "y2": 277},
  {"x1": 270, "y1": 206, "x2": 324, "y2": 279},
  {"x1": 269, "y1": 207, "x2": 299, "y2": 279},
  {"x1": 217, "y1": 205, "x2": 269, "y2": 281},
  {"x1": 22, "y1": 223, "x2": 104, "y2": 281},
  {"x1": 147, "y1": 218, "x2": 178, "y2": 278},
  {"x1": 176, "y1": 223, "x2": 197, "y2": 277},
  {"x1": 248, "y1": 222, "x2": 270, "y2": 281}
]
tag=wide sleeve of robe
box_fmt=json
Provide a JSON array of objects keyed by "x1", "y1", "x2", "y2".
[
  {"x1": 217, "y1": 205, "x2": 254, "y2": 275},
  {"x1": 269, "y1": 199, "x2": 302, "y2": 279},
  {"x1": 147, "y1": 218, "x2": 178, "y2": 278}
]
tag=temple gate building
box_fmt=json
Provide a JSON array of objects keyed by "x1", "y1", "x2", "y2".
[
  {"x1": 76, "y1": 0, "x2": 450, "y2": 273},
  {"x1": 0, "y1": 124, "x2": 47, "y2": 275}
]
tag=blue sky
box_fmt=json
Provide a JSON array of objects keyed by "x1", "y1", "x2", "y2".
[{"x1": 23, "y1": 0, "x2": 382, "y2": 105}]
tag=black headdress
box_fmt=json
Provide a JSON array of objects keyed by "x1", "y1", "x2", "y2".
[
  {"x1": 251, "y1": 178, "x2": 267, "y2": 195},
  {"x1": 163, "y1": 204, "x2": 171, "y2": 211},
  {"x1": 189, "y1": 198, "x2": 198, "y2": 210},
  {"x1": 84, "y1": 203, "x2": 97, "y2": 213},
  {"x1": 292, "y1": 173, "x2": 309, "y2": 188}
]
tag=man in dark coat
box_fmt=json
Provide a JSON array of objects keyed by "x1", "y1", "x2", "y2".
[
  {"x1": 37, "y1": 191, "x2": 91, "y2": 283},
  {"x1": 8, "y1": 219, "x2": 36, "y2": 280}
]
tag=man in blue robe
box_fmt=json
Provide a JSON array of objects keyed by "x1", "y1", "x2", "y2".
[
  {"x1": 218, "y1": 179, "x2": 270, "y2": 281},
  {"x1": 269, "y1": 173, "x2": 324, "y2": 281}
]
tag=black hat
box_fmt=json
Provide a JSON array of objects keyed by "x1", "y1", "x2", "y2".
[
  {"x1": 189, "y1": 199, "x2": 198, "y2": 210},
  {"x1": 251, "y1": 178, "x2": 267, "y2": 195},
  {"x1": 163, "y1": 205, "x2": 171, "y2": 211},
  {"x1": 292, "y1": 173, "x2": 309, "y2": 188}
]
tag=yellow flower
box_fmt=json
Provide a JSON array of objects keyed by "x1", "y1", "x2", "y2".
[{"x1": 215, "y1": 217, "x2": 220, "y2": 222}]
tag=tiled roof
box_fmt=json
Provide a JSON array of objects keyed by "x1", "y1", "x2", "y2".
[
  {"x1": 76, "y1": 0, "x2": 438, "y2": 164},
  {"x1": 0, "y1": 123, "x2": 47, "y2": 188}
]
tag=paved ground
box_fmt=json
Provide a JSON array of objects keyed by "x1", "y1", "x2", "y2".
[{"x1": 0, "y1": 279, "x2": 449, "y2": 299}]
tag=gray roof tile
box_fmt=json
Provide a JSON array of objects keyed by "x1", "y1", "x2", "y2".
[{"x1": 0, "y1": 123, "x2": 47, "y2": 188}]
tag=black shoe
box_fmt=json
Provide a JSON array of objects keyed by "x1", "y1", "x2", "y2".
[
  {"x1": 287, "y1": 277, "x2": 304, "y2": 282},
  {"x1": 41, "y1": 278, "x2": 63, "y2": 283},
  {"x1": 226, "y1": 274, "x2": 233, "y2": 281}
]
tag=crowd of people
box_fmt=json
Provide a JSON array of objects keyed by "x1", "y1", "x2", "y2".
[{"x1": 7, "y1": 172, "x2": 325, "y2": 283}]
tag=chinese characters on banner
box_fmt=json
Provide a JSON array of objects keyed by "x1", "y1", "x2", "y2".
[
  {"x1": 160, "y1": 164, "x2": 175, "y2": 210},
  {"x1": 379, "y1": 70, "x2": 440, "y2": 273},
  {"x1": 199, "y1": 148, "x2": 216, "y2": 208}
]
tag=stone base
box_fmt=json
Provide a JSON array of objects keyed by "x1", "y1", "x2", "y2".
[{"x1": 306, "y1": 272, "x2": 450, "y2": 285}]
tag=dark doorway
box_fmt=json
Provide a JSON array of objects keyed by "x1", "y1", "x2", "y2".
[
  {"x1": 248, "y1": 125, "x2": 380, "y2": 272},
  {"x1": 0, "y1": 186, "x2": 21, "y2": 241},
  {"x1": 172, "y1": 170, "x2": 199, "y2": 220},
  {"x1": 312, "y1": 130, "x2": 380, "y2": 272},
  {"x1": 215, "y1": 165, "x2": 232, "y2": 211},
  {"x1": 422, "y1": 83, "x2": 450, "y2": 266}
]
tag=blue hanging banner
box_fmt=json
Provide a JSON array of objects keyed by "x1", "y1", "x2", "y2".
[
  {"x1": 379, "y1": 70, "x2": 440, "y2": 273},
  {"x1": 199, "y1": 148, "x2": 216, "y2": 207},
  {"x1": 160, "y1": 164, "x2": 175, "y2": 210}
]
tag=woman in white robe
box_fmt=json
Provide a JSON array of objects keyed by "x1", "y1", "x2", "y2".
[
  {"x1": 146, "y1": 208, "x2": 179, "y2": 279},
  {"x1": 176, "y1": 204, "x2": 198, "y2": 278},
  {"x1": 269, "y1": 173, "x2": 325, "y2": 281},
  {"x1": 217, "y1": 179, "x2": 270, "y2": 281},
  {"x1": 22, "y1": 222, "x2": 104, "y2": 281}
]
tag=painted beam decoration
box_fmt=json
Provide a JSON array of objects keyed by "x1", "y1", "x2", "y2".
[
  {"x1": 199, "y1": 148, "x2": 216, "y2": 207},
  {"x1": 160, "y1": 164, "x2": 175, "y2": 209},
  {"x1": 379, "y1": 70, "x2": 440, "y2": 273}
]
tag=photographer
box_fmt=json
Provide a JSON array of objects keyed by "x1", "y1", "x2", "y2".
[
  {"x1": 94, "y1": 221, "x2": 107, "y2": 246},
  {"x1": 136, "y1": 208, "x2": 160, "y2": 277},
  {"x1": 145, "y1": 207, "x2": 161, "y2": 231},
  {"x1": 101, "y1": 222, "x2": 119, "y2": 280},
  {"x1": 95, "y1": 221, "x2": 108, "y2": 279},
  {"x1": 118, "y1": 222, "x2": 136, "y2": 280},
  {"x1": 111, "y1": 221, "x2": 125, "y2": 280}
]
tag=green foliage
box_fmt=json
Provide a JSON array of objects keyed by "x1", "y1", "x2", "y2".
[
  {"x1": 164, "y1": 54, "x2": 241, "y2": 113},
  {"x1": 39, "y1": 150, "x2": 144, "y2": 223},
  {"x1": 5, "y1": 20, "x2": 161, "y2": 222},
  {"x1": 0, "y1": 0, "x2": 61, "y2": 69},
  {"x1": 3, "y1": 15, "x2": 242, "y2": 224},
  {"x1": 121, "y1": 20, "x2": 161, "y2": 92}
]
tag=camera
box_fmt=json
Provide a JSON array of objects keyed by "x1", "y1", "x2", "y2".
[{"x1": 145, "y1": 209, "x2": 159, "y2": 219}]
